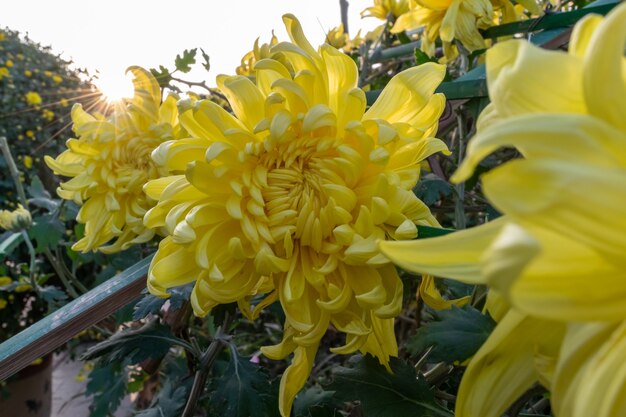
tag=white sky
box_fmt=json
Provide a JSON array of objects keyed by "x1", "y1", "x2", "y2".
[{"x1": 1, "y1": 0, "x2": 380, "y2": 97}]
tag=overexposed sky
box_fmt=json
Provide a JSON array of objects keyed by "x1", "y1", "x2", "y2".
[{"x1": 2, "y1": 0, "x2": 380, "y2": 97}]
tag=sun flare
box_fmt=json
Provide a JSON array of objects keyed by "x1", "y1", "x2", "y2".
[{"x1": 95, "y1": 69, "x2": 135, "y2": 102}]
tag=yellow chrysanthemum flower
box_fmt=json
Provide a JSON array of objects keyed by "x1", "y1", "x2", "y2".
[
  {"x1": 45, "y1": 67, "x2": 181, "y2": 253},
  {"x1": 0, "y1": 204, "x2": 32, "y2": 232},
  {"x1": 42, "y1": 109, "x2": 55, "y2": 121},
  {"x1": 145, "y1": 14, "x2": 448, "y2": 417},
  {"x1": 25, "y1": 91, "x2": 42, "y2": 106},
  {"x1": 23, "y1": 155, "x2": 33, "y2": 169},
  {"x1": 5, "y1": 59, "x2": 13, "y2": 68},
  {"x1": 236, "y1": 32, "x2": 279, "y2": 76},
  {"x1": 362, "y1": 0, "x2": 411, "y2": 20},
  {"x1": 0, "y1": 67, "x2": 9, "y2": 80},
  {"x1": 24, "y1": 69, "x2": 32, "y2": 77},
  {"x1": 381, "y1": 4, "x2": 626, "y2": 417},
  {"x1": 392, "y1": 0, "x2": 540, "y2": 60}
]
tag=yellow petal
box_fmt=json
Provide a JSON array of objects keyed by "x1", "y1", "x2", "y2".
[{"x1": 278, "y1": 344, "x2": 318, "y2": 417}]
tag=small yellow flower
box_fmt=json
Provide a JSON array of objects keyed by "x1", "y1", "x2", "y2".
[
  {"x1": 235, "y1": 31, "x2": 279, "y2": 76},
  {"x1": 0, "y1": 299, "x2": 7, "y2": 310},
  {"x1": 44, "y1": 70, "x2": 52, "y2": 77},
  {"x1": 17, "y1": 53, "x2": 24, "y2": 61},
  {"x1": 45, "y1": 67, "x2": 181, "y2": 253},
  {"x1": 0, "y1": 204, "x2": 32, "y2": 232},
  {"x1": 60, "y1": 98, "x2": 69, "y2": 107},
  {"x1": 23, "y1": 156, "x2": 33, "y2": 169},
  {"x1": 52, "y1": 75, "x2": 62, "y2": 84},
  {"x1": 361, "y1": 0, "x2": 411, "y2": 20},
  {"x1": 325, "y1": 24, "x2": 361, "y2": 53},
  {"x1": 0, "y1": 67, "x2": 9, "y2": 80},
  {"x1": 24, "y1": 69, "x2": 32, "y2": 77},
  {"x1": 42, "y1": 109, "x2": 55, "y2": 121},
  {"x1": 0, "y1": 32, "x2": 5, "y2": 41},
  {"x1": 25, "y1": 91, "x2": 42, "y2": 106},
  {"x1": 0, "y1": 277, "x2": 12, "y2": 286},
  {"x1": 14, "y1": 284, "x2": 33, "y2": 293},
  {"x1": 5, "y1": 59, "x2": 13, "y2": 68},
  {"x1": 145, "y1": 14, "x2": 448, "y2": 417},
  {"x1": 25, "y1": 130, "x2": 35, "y2": 138}
]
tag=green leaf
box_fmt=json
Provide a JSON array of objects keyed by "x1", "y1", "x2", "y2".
[
  {"x1": 150, "y1": 65, "x2": 172, "y2": 88},
  {"x1": 81, "y1": 321, "x2": 179, "y2": 365},
  {"x1": 416, "y1": 225, "x2": 455, "y2": 239},
  {"x1": 330, "y1": 355, "x2": 452, "y2": 417},
  {"x1": 175, "y1": 49, "x2": 197, "y2": 73},
  {"x1": 135, "y1": 380, "x2": 189, "y2": 417},
  {"x1": 414, "y1": 173, "x2": 452, "y2": 205},
  {"x1": 86, "y1": 362, "x2": 127, "y2": 417},
  {"x1": 200, "y1": 48, "x2": 211, "y2": 72},
  {"x1": 0, "y1": 231, "x2": 23, "y2": 260},
  {"x1": 133, "y1": 291, "x2": 165, "y2": 320},
  {"x1": 209, "y1": 346, "x2": 278, "y2": 417},
  {"x1": 293, "y1": 385, "x2": 338, "y2": 417},
  {"x1": 28, "y1": 214, "x2": 64, "y2": 252},
  {"x1": 414, "y1": 48, "x2": 437, "y2": 66},
  {"x1": 407, "y1": 305, "x2": 496, "y2": 364}
]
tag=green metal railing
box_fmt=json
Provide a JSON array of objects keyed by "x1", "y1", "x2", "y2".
[{"x1": 0, "y1": 0, "x2": 619, "y2": 381}]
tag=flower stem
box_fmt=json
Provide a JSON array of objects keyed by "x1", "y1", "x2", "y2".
[{"x1": 0, "y1": 136, "x2": 28, "y2": 206}]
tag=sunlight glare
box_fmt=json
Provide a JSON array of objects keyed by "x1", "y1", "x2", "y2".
[{"x1": 95, "y1": 70, "x2": 134, "y2": 103}]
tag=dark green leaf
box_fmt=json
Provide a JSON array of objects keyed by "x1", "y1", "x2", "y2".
[
  {"x1": 39, "y1": 285, "x2": 67, "y2": 305},
  {"x1": 413, "y1": 48, "x2": 437, "y2": 66},
  {"x1": 81, "y1": 321, "x2": 178, "y2": 365},
  {"x1": 175, "y1": 49, "x2": 197, "y2": 73},
  {"x1": 28, "y1": 214, "x2": 64, "y2": 252},
  {"x1": 133, "y1": 291, "x2": 166, "y2": 320},
  {"x1": 150, "y1": 65, "x2": 172, "y2": 88},
  {"x1": 407, "y1": 305, "x2": 496, "y2": 364},
  {"x1": 135, "y1": 380, "x2": 188, "y2": 417},
  {"x1": 330, "y1": 355, "x2": 452, "y2": 417},
  {"x1": 414, "y1": 173, "x2": 452, "y2": 205},
  {"x1": 209, "y1": 346, "x2": 277, "y2": 417},
  {"x1": 200, "y1": 48, "x2": 211, "y2": 72},
  {"x1": 416, "y1": 225, "x2": 455, "y2": 239},
  {"x1": 293, "y1": 385, "x2": 338, "y2": 417},
  {"x1": 86, "y1": 362, "x2": 127, "y2": 417}
]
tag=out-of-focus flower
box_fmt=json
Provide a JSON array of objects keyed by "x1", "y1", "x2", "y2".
[
  {"x1": 392, "y1": 0, "x2": 540, "y2": 60},
  {"x1": 24, "y1": 69, "x2": 32, "y2": 77},
  {"x1": 5, "y1": 59, "x2": 13, "y2": 68},
  {"x1": 45, "y1": 67, "x2": 181, "y2": 253},
  {"x1": 42, "y1": 109, "x2": 54, "y2": 121},
  {"x1": 362, "y1": 0, "x2": 411, "y2": 20},
  {"x1": 0, "y1": 204, "x2": 32, "y2": 232},
  {"x1": 25, "y1": 130, "x2": 35, "y2": 138},
  {"x1": 236, "y1": 32, "x2": 279, "y2": 76},
  {"x1": 145, "y1": 14, "x2": 449, "y2": 417},
  {"x1": 0, "y1": 67, "x2": 9, "y2": 80},
  {"x1": 60, "y1": 98, "x2": 69, "y2": 107},
  {"x1": 381, "y1": 4, "x2": 626, "y2": 417},
  {"x1": 23, "y1": 155, "x2": 33, "y2": 169},
  {"x1": 52, "y1": 75, "x2": 62, "y2": 84},
  {"x1": 0, "y1": 277, "x2": 12, "y2": 286},
  {"x1": 0, "y1": 32, "x2": 5, "y2": 42},
  {"x1": 25, "y1": 91, "x2": 42, "y2": 106},
  {"x1": 0, "y1": 299, "x2": 7, "y2": 310},
  {"x1": 325, "y1": 24, "x2": 350, "y2": 50}
]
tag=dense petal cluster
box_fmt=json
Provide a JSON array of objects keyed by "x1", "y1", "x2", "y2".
[
  {"x1": 381, "y1": 4, "x2": 626, "y2": 417},
  {"x1": 145, "y1": 14, "x2": 448, "y2": 417},
  {"x1": 0, "y1": 204, "x2": 32, "y2": 232},
  {"x1": 392, "y1": 0, "x2": 540, "y2": 60},
  {"x1": 45, "y1": 67, "x2": 180, "y2": 253}
]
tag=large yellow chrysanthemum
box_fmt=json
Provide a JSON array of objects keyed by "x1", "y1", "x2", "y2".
[
  {"x1": 45, "y1": 67, "x2": 180, "y2": 253},
  {"x1": 391, "y1": 0, "x2": 540, "y2": 60},
  {"x1": 144, "y1": 14, "x2": 449, "y2": 417},
  {"x1": 381, "y1": 4, "x2": 626, "y2": 417}
]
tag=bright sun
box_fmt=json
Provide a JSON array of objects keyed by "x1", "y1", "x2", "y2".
[{"x1": 95, "y1": 70, "x2": 135, "y2": 103}]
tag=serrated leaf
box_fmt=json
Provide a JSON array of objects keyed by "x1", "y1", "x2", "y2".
[
  {"x1": 200, "y1": 48, "x2": 211, "y2": 72},
  {"x1": 134, "y1": 380, "x2": 188, "y2": 417},
  {"x1": 26, "y1": 175, "x2": 50, "y2": 199},
  {"x1": 39, "y1": 285, "x2": 67, "y2": 305},
  {"x1": 414, "y1": 48, "x2": 437, "y2": 66},
  {"x1": 209, "y1": 346, "x2": 277, "y2": 417},
  {"x1": 175, "y1": 49, "x2": 197, "y2": 73},
  {"x1": 133, "y1": 290, "x2": 166, "y2": 320},
  {"x1": 407, "y1": 305, "x2": 496, "y2": 364},
  {"x1": 150, "y1": 65, "x2": 172, "y2": 88},
  {"x1": 414, "y1": 173, "x2": 452, "y2": 205},
  {"x1": 28, "y1": 214, "x2": 64, "y2": 252},
  {"x1": 86, "y1": 362, "x2": 127, "y2": 417},
  {"x1": 329, "y1": 355, "x2": 452, "y2": 417},
  {"x1": 81, "y1": 321, "x2": 178, "y2": 365}
]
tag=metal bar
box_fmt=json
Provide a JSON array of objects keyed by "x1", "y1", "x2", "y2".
[
  {"x1": 0, "y1": 254, "x2": 153, "y2": 381},
  {"x1": 481, "y1": 0, "x2": 618, "y2": 39}
]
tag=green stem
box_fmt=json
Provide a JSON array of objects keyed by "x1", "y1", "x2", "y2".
[
  {"x1": 21, "y1": 230, "x2": 40, "y2": 294},
  {"x1": 0, "y1": 136, "x2": 28, "y2": 206},
  {"x1": 43, "y1": 248, "x2": 79, "y2": 299},
  {"x1": 454, "y1": 112, "x2": 467, "y2": 230}
]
